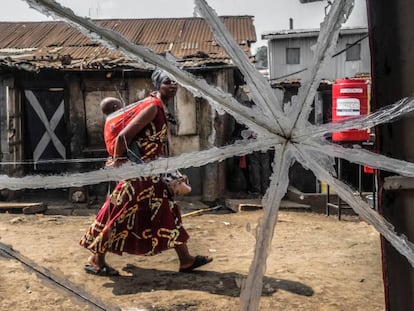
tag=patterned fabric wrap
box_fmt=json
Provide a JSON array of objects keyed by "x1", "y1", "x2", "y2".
[{"x1": 80, "y1": 96, "x2": 189, "y2": 255}]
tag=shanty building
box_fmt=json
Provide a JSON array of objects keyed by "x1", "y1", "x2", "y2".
[
  {"x1": 0, "y1": 17, "x2": 256, "y2": 203},
  {"x1": 262, "y1": 26, "x2": 371, "y2": 194}
]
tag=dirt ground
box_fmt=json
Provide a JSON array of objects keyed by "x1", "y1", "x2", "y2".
[{"x1": 0, "y1": 198, "x2": 385, "y2": 311}]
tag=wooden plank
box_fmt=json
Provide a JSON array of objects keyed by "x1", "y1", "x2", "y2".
[
  {"x1": 239, "y1": 203, "x2": 262, "y2": 212},
  {"x1": 182, "y1": 205, "x2": 222, "y2": 218},
  {"x1": 383, "y1": 176, "x2": 414, "y2": 191},
  {"x1": 225, "y1": 198, "x2": 262, "y2": 212},
  {"x1": 0, "y1": 202, "x2": 47, "y2": 214},
  {"x1": 226, "y1": 198, "x2": 312, "y2": 212},
  {"x1": 0, "y1": 202, "x2": 43, "y2": 208}
]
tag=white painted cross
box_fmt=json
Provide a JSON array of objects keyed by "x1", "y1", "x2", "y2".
[{"x1": 24, "y1": 90, "x2": 66, "y2": 161}]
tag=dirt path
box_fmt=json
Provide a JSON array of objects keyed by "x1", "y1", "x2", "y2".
[{"x1": 0, "y1": 206, "x2": 384, "y2": 311}]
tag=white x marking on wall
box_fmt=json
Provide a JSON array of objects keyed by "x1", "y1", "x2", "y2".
[{"x1": 24, "y1": 90, "x2": 66, "y2": 161}]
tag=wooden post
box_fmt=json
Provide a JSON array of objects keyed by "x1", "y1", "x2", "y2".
[
  {"x1": 368, "y1": 1, "x2": 414, "y2": 309},
  {"x1": 201, "y1": 69, "x2": 233, "y2": 202}
]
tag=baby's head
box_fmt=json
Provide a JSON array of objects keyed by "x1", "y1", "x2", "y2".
[{"x1": 100, "y1": 97, "x2": 122, "y2": 116}]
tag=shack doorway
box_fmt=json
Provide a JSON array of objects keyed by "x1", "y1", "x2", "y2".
[{"x1": 23, "y1": 88, "x2": 66, "y2": 173}]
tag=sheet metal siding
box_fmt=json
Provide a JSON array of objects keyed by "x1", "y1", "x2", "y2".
[
  {"x1": 268, "y1": 32, "x2": 370, "y2": 82},
  {"x1": 336, "y1": 34, "x2": 371, "y2": 78},
  {"x1": 0, "y1": 17, "x2": 255, "y2": 70}
]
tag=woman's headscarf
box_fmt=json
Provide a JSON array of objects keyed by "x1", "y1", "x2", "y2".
[{"x1": 151, "y1": 68, "x2": 170, "y2": 90}]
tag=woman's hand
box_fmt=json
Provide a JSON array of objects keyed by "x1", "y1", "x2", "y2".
[{"x1": 106, "y1": 157, "x2": 127, "y2": 168}]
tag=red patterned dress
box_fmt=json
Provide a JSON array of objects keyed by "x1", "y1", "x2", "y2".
[{"x1": 80, "y1": 94, "x2": 189, "y2": 256}]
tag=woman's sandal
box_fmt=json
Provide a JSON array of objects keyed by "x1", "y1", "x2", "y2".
[
  {"x1": 84, "y1": 264, "x2": 120, "y2": 276},
  {"x1": 179, "y1": 255, "x2": 213, "y2": 273}
]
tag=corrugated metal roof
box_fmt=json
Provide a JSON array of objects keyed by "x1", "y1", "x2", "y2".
[{"x1": 0, "y1": 16, "x2": 256, "y2": 71}]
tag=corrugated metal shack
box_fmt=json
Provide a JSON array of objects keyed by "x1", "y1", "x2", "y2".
[
  {"x1": 0, "y1": 16, "x2": 256, "y2": 202},
  {"x1": 263, "y1": 27, "x2": 370, "y2": 83},
  {"x1": 262, "y1": 26, "x2": 371, "y2": 194}
]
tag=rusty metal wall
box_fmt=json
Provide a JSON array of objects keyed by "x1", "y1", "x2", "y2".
[{"x1": 368, "y1": 0, "x2": 414, "y2": 310}]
